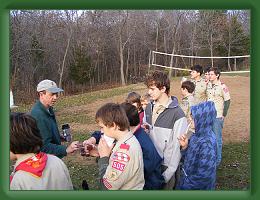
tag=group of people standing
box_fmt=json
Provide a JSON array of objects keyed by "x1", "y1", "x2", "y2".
[
  {"x1": 180, "y1": 65, "x2": 231, "y2": 167},
  {"x1": 10, "y1": 64, "x2": 230, "y2": 191}
]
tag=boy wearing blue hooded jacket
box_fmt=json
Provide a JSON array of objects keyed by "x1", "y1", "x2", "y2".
[{"x1": 177, "y1": 101, "x2": 217, "y2": 190}]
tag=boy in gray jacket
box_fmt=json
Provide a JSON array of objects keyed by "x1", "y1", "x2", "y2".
[{"x1": 143, "y1": 71, "x2": 188, "y2": 189}]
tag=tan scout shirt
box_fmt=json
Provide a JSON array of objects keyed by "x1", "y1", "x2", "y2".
[
  {"x1": 180, "y1": 94, "x2": 196, "y2": 138},
  {"x1": 152, "y1": 97, "x2": 174, "y2": 125},
  {"x1": 99, "y1": 132, "x2": 145, "y2": 190},
  {"x1": 10, "y1": 154, "x2": 73, "y2": 190},
  {"x1": 192, "y1": 78, "x2": 207, "y2": 104},
  {"x1": 180, "y1": 94, "x2": 196, "y2": 117},
  {"x1": 152, "y1": 104, "x2": 166, "y2": 126},
  {"x1": 207, "y1": 80, "x2": 231, "y2": 118}
]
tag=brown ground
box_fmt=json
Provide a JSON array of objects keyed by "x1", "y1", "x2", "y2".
[{"x1": 69, "y1": 75, "x2": 250, "y2": 144}]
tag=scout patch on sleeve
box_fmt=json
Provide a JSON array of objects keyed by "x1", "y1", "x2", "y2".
[
  {"x1": 106, "y1": 168, "x2": 121, "y2": 181},
  {"x1": 221, "y1": 83, "x2": 229, "y2": 93},
  {"x1": 112, "y1": 161, "x2": 126, "y2": 171},
  {"x1": 223, "y1": 86, "x2": 229, "y2": 93},
  {"x1": 112, "y1": 152, "x2": 130, "y2": 162},
  {"x1": 102, "y1": 178, "x2": 112, "y2": 189},
  {"x1": 120, "y1": 143, "x2": 130, "y2": 150}
]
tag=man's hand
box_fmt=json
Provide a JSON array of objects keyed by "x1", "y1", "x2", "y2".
[{"x1": 66, "y1": 141, "x2": 80, "y2": 154}]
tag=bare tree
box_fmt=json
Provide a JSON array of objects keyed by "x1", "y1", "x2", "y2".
[
  {"x1": 58, "y1": 10, "x2": 75, "y2": 89},
  {"x1": 197, "y1": 10, "x2": 227, "y2": 67},
  {"x1": 168, "y1": 11, "x2": 184, "y2": 78},
  {"x1": 10, "y1": 10, "x2": 250, "y2": 103}
]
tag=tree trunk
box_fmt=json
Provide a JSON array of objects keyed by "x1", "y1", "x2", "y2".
[
  {"x1": 163, "y1": 31, "x2": 168, "y2": 65},
  {"x1": 210, "y1": 33, "x2": 214, "y2": 67},
  {"x1": 119, "y1": 34, "x2": 126, "y2": 85},
  {"x1": 59, "y1": 31, "x2": 72, "y2": 89},
  {"x1": 126, "y1": 46, "x2": 130, "y2": 84},
  {"x1": 155, "y1": 22, "x2": 159, "y2": 65},
  {"x1": 227, "y1": 22, "x2": 232, "y2": 71},
  {"x1": 134, "y1": 44, "x2": 137, "y2": 76},
  {"x1": 227, "y1": 44, "x2": 232, "y2": 71},
  {"x1": 169, "y1": 46, "x2": 175, "y2": 78},
  {"x1": 169, "y1": 13, "x2": 182, "y2": 79}
]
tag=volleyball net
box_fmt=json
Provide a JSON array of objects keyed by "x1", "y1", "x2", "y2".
[{"x1": 148, "y1": 50, "x2": 250, "y2": 75}]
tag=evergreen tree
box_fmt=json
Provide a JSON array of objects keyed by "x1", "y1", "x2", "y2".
[{"x1": 69, "y1": 47, "x2": 94, "y2": 84}]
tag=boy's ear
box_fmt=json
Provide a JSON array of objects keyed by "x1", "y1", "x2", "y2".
[
  {"x1": 10, "y1": 151, "x2": 17, "y2": 161},
  {"x1": 112, "y1": 122, "x2": 118, "y2": 130},
  {"x1": 161, "y1": 86, "x2": 166, "y2": 93}
]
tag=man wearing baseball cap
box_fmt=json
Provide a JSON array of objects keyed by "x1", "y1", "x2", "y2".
[{"x1": 31, "y1": 79, "x2": 79, "y2": 158}]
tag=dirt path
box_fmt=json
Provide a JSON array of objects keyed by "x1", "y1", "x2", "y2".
[{"x1": 69, "y1": 76, "x2": 250, "y2": 143}]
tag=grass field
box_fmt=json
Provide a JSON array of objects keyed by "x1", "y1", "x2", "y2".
[{"x1": 11, "y1": 75, "x2": 250, "y2": 190}]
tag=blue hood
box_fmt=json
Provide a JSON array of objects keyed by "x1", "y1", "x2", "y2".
[
  {"x1": 177, "y1": 101, "x2": 217, "y2": 190},
  {"x1": 190, "y1": 101, "x2": 216, "y2": 136}
]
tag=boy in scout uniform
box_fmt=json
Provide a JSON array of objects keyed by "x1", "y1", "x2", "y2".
[
  {"x1": 180, "y1": 80, "x2": 196, "y2": 138},
  {"x1": 180, "y1": 80, "x2": 196, "y2": 117},
  {"x1": 207, "y1": 67, "x2": 231, "y2": 166},
  {"x1": 204, "y1": 66, "x2": 211, "y2": 84},
  {"x1": 190, "y1": 65, "x2": 207, "y2": 104},
  {"x1": 96, "y1": 103, "x2": 145, "y2": 190}
]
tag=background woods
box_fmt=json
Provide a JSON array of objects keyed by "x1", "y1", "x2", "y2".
[{"x1": 10, "y1": 10, "x2": 250, "y2": 104}]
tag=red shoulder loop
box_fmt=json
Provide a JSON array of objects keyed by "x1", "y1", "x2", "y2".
[{"x1": 120, "y1": 143, "x2": 130, "y2": 150}]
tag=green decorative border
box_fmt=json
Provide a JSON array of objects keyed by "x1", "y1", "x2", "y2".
[{"x1": 1, "y1": 0, "x2": 258, "y2": 199}]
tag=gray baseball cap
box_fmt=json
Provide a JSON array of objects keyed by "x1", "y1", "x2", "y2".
[{"x1": 37, "y1": 79, "x2": 64, "y2": 93}]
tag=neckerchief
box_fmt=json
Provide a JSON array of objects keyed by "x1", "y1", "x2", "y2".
[{"x1": 10, "y1": 152, "x2": 48, "y2": 183}]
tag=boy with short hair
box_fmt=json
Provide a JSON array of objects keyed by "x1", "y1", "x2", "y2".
[
  {"x1": 121, "y1": 102, "x2": 164, "y2": 189},
  {"x1": 207, "y1": 67, "x2": 231, "y2": 166},
  {"x1": 190, "y1": 65, "x2": 207, "y2": 104},
  {"x1": 96, "y1": 103, "x2": 145, "y2": 190},
  {"x1": 83, "y1": 102, "x2": 163, "y2": 190},
  {"x1": 204, "y1": 66, "x2": 211, "y2": 84},
  {"x1": 180, "y1": 80, "x2": 196, "y2": 117},
  {"x1": 180, "y1": 80, "x2": 196, "y2": 138},
  {"x1": 141, "y1": 93, "x2": 151, "y2": 110},
  {"x1": 10, "y1": 112, "x2": 73, "y2": 190},
  {"x1": 125, "y1": 91, "x2": 145, "y2": 127}
]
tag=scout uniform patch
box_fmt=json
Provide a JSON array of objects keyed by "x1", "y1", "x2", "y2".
[
  {"x1": 112, "y1": 161, "x2": 126, "y2": 171},
  {"x1": 102, "y1": 142, "x2": 132, "y2": 188},
  {"x1": 102, "y1": 178, "x2": 113, "y2": 189},
  {"x1": 112, "y1": 152, "x2": 130, "y2": 162},
  {"x1": 222, "y1": 83, "x2": 229, "y2": 93},
  {"x1": 120, "y1": 143, "x2": 130, "y2": 150}
]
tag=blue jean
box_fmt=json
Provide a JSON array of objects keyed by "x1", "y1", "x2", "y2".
[{"x1": 212, "y1": 117, "x2": 224, "y2": 166}]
